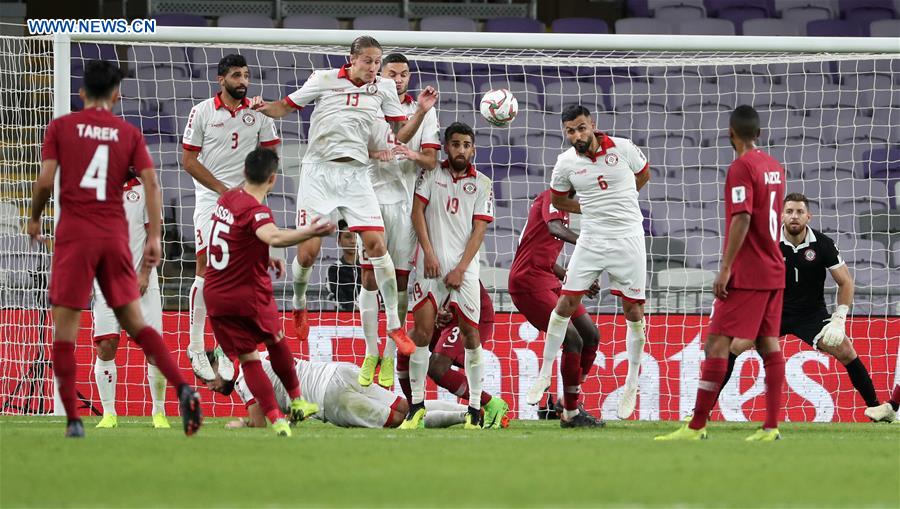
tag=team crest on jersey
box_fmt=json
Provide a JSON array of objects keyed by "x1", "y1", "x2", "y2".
[
  {"x1": 125, "y1": 190, "x2": 140, "y2": 202},
  {"x1": 365, "y1": 84, "x2": 378, "y2": 95},
  {"x1": 804, "y1": 248, "x2": 816, "y2": 261},
  {"x1": 242, "y1": 112, "x2": 256, "y2": 126},
  {"x1": 604, "y1": 153, "x2": 619, "y2": 166},
  {"x1": 463, "y1": 182, "x2": 476, "y2": 194}
]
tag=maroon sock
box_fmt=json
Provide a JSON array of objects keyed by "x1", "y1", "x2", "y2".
[
  {"x1": 397, "y1": 353, "x2": 412, "y2": 402},
  {"x1": 763, "y1": 351, "x2": 785, "y2": 430},
  {"x1": 561, "y1": 351, "x2": 582, "y2": 411},
  {"x1": 432, "y1": 368, "x2": 491, "y2": 406},
  {"x1": 52, "y1": 341, "x2": 78, "y2": 419},
  {"x1": 580, "y1": 343, "x2": 598, "y2": 381},
  {"x1": 267, "y1": 340, "x2": 300, "y2": 400},
  {"x1": 242, "y1": 359, "x2": 283, "y2": 423},
  {"x1": 134, "y1": 327, "x2": 186, "y2": 388},
  {"x1": 689, "y1": 357, "x2": 728, "y2": 430}
]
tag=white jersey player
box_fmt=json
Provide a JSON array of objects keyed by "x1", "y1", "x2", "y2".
[
  {"x1": 531, "y1": 105, "x2": 651, "y2": 424},
  {"x1": 181, "y1": 54, "x2": 280, "y2": 381},
  {"x1": 208, "y1": 352, "x2": 467, "y2": 429},
  {"x1": 402, "y1": 122, "x2": 493, "y2": 430},
  {"x1": 91, "y1": 178, "x2": 170, "y2": 429},
  {"x1": 250, "y1": 36, "x2": 437, "y2": 364},
  {"x1": 356, "y1": 53, "x2": 441, "y2": 390}
]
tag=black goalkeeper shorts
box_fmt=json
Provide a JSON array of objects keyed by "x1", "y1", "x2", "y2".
[{"x1": 780, "y1": 308, "x2": 831, "y2": 349}]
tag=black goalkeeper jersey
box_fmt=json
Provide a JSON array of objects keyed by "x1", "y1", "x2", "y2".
[{"x1": 780, "y1": 226, "x2": 844, "y2": 318}]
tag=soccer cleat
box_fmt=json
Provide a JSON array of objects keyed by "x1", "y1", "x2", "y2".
[
  {"x1": 560, "y1": 412, "x2": 603, "y2": 428},
  {"x1": 387, "y1": 328, "x2": 416, "y2": 357},
  {"x1": 289, "y1": 398, "x2": 318, "y2": 424},
  {"x1": 293, "y1": 308, "x2": 309, "y2": 341},
  {"x1": 399, "y1": 403, "x2": 426, "y2": 430},
  {"x1": 214, "y1": 346, "x2": 235, "y2": 381},
  {"x1": 745, "y1": 428, "x2": 781, "y2": 442},
  {"x1": 654, "y1": 424, "x2": 708, "y2": 441},
  {"x1": 864, "y1": 402, "x2": 897, "y2": 423},
  {"x1": 151, "y1": 413, "x2": 171, "y2": 429},
  {"x1": 178, "y1": 385, "x2": 202, "y2": 436},
  {"x1": 272, "y1": 418, "x2": 292, "y2": 437},
  {"x1": 617, "y1": 373, "x2": 639, "y2": 419},
  {"x1": 464, "y1": 407, "x2": 483, "y2": 429},
  {"x1": 482, "y1": 397, "x2": 510, "y2": 429},
  {"x1": 65, "y1": 419, "x2": 85, "y2": 438},
  {"x1": 377, "y1": 356, "x2": 394, "y2": 388},
  {"x1": 187, "y1": 349, "x2": 215, "y2": 382},
  {"x1": 526, "y1": 375, "x2": 552, "y2": 406},
  {"x1": 95, "y1": 414, "x2": 118, "y2": 428},
  {"x1": 358, "y1": 355, "x2": 379, "y2": 387}
]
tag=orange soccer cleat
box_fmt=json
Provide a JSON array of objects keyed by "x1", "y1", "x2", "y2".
[
  {"x1": 293, "y1": 309, "x2": 309, "y2": 341},
  {"x1": 387, "y1": 328, "x2": 416, "y2": 356}
]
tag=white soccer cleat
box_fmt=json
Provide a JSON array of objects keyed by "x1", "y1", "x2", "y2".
[
  {"x1": 526, "y1": 375, "x2": 551, "y2": 406},
  {"x1": 216, "y1": 349, "x2": 235, "y2": 381},
  {"x1": 617, "y1": 372, "x2": 639, "y2": 419},
  {"x1": 864, "y1": 402, "x2": 897, "y2": 423},
  {"x1": 187, "y1": 349, "x2": 215, "y2": 381}
]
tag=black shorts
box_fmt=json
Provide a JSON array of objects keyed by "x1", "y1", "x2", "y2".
[{"x1": 780, "y1": 308, "x2": 831, "y2": 348}]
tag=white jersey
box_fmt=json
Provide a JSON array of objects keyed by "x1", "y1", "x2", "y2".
[
  {"x1": 414, "y1": 161, "x2": 494, "y2": 277},
  {"x1": 234, "y1": 354, "x2": 341, "y2": 413},
  {"x1": 285, "y1": 65, "x2": 408, "y2": 164},
  {"x1": 182, "y1": 92, "x2": 280, "y2": 204},
  {"x1": 550, "y1": 133, "x2": 648, "y2": 240},
  {"x1": 367, "y1": 95, "x2": 441, "y2": 205}
]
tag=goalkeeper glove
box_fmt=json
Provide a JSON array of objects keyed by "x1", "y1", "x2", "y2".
[{"x1": 815, "y1": 304, "x2": 849, "y2": 348}]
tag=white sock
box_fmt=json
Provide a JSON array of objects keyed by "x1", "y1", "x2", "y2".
[
  {"x1": 383, "y1": 289, "x2": 408, "y2": 360},
  {"x1": 409, "y1": 346, "x2": 429, "y2": 405},
  {"x1": 625, "y1": 318, "x2": 646, "y2": 377},
  {"x1": 147, "y1": 363, "x2": 166, "y2": 415},
  {"x1": 292, "y1": 257, "x2": 311, "y2": 310},
  {"x1": 369, "y1": 254, "x2": 400, "y2": 330},
  {"x1": 358, "y1": 287, "x2": 380, "y2": 358},
  {"x1": 563, "y1": 408, "x2": 579, "y2": 420},
  {"x1": 94, "y1": 358, "x2": 117, "y2": 416},
  {"x1": 424, "y1": 410, "x2": 466, "y2": 428},
  {"x1": 464, "y1": 346, "x2": 485, "y2": 410},
  {"x1": 540, "y1": 311, "x2": 569, "y2": 379},
  {"x1": 424, "y1": 399, "x2": 467, "y2": 412},
  {"x1": 188, "y1": 277, "x2": 206, "y2": 352}
]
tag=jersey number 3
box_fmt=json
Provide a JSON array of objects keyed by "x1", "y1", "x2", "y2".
[
  {"x1": 79, "y1": 145, "x2": 109, "y2": 201},
  {"x1": 208, "y1": 222, "x2": 231, "y2": 269}
]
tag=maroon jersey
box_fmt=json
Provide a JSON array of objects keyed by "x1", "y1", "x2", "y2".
[
  {"x1": 723, "y1": 148, "x2": 786, "y2": 290},
  {"x1": 204, "y1": 189, "x2": 277, "y2": 318},
  {"x1": 41, "y1": 108, "x2": 153, "y2": 244},
  {"x1": 509, "y1": 190, "x2": 568, "y2": 293}
]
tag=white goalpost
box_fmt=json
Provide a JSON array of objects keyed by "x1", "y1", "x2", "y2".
[{"x1": 1, "y1": 26, "x2": 897, "y2": 421}]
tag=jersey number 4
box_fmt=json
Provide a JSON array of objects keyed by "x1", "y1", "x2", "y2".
[
  {"x1": 208, "y1": 221, "x2": 231, "y2": 269},
  {"x1": 79, "y1": 145, "x2": 109, "y2": 201}
]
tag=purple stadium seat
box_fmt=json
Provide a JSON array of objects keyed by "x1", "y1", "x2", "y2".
[
  {"x1": 781, "y1": 6, "x2": 831, "y2": 28},
  {"x1": 615, "y1": 17, "x2": 675, "y2": 34},
  {"x1": 352, "y1": 15, "x2": 409, "y2": 31},
  {"x1": 484, "y1": 17, "x2": 544, "y2": 33},
  {"x1": 655, "y1": 5, "x2": 706, "y2": 21},
  {"x1": 863, "y1": 147, "x2": 900, "y2": 179},
  {"x1": 717, "y1": 7, "x2": 768, "y2": 33},
  {"x1": 839, "y1": 0, "x2": 894, "y2": 17},
  {"x1": 217, "y1": 14, "x2": 274, "y2": 29},
  {"x1": 676, "y1": 18, "x2": 736, "y2": 35},
  {"x1": 870, "y1": 19, "x2": 900, "y2": 36},
  {"x1": 628, "y1": 0, "x2": 651, "y2": 17},
  {"x1": 704, "y1": 0, "x2": 773, "y2": 16},
  {"x1": 282, "y1": 15, "x2": 340, "y2": 30},
  {"x1": 551, "y1": 17, "x2": 609, "y2": 34},
  {"x1": 153, "y1": 13, "x2": 206, "y2": 27},
  {"x1": 420, "y1": 16, "x2": 477, "y2": 32},
  {"x1": 846, "y1": 9, "x2": 896, "y2": 35},
  {"x1": 742, "y1": 18, "x2": 801, "y2": 36},
  {"x1": 806, "y1": 19, "x2": 865, "y2": 37}
]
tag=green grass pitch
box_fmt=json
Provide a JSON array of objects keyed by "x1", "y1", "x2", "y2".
[{"x1": 1, "y1": 416, "x2": 897, "y2": 508}]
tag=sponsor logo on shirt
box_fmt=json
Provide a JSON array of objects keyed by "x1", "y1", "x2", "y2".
[
  {"x1": 463, "y1": 182, "x2": 476, "y2": 194},
  {"x1": 731, "y1": 186, "x2": 746, "y2": 204},
  {"x1": 209, "y1": 122, "x2": 225, "y2": 128},
  {"x1": 464, "y1": 304, "x2": 476, "y2": 313},
  {"x1": 804, "y1": 248, "x2": 816, "y2": 261},
  {"x1": 242, "y1": 112, "x2": 256, "y2": 126},
  {"x1": 575, "y1": 168, "x2": 588, "y2": 175},
  {"x1": 604, "y1": 153, "x2": 619, "y2": 166},
  {"x1": 254, "y1": 212, "x2": 270, "y2": 222}
]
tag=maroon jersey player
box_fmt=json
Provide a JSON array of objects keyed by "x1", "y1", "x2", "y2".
[
  {"x1": 29, "y1": 60, "x2": 201, "y2": 437},
  {"x1": 202, "y1": 148, "x2": 334, "y2": 436},
  {"x1": 657, "y1": 105, "x2": 787, "y2": 442}
]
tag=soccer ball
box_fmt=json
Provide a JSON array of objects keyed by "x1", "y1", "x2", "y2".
[{"x1": 479, "y1": 88, "x2": 518, "y2": 127}]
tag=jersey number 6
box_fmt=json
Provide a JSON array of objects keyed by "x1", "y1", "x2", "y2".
[{"x1": 597, "y1": 175, "x2": 608, "y2": 190}]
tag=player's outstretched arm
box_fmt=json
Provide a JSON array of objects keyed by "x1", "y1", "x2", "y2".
[
  {"x1": 713, "y1": 212, "x2": 751, "y2": 300},
  {"x1": 182, "y1": 149, "x2": 228, "y2": 195},
  {"x1": 27, "y1": 159, "x2": 57, "y2": 243},
  {"x1": 137, "y1": 167, "x2": 163, "y2": 268},
  {"x1": 226, "y1": 403, "x2": 267, "y2": 428},
  {"x1": 547, "y1": 218, "x2": 578, "y2": 245},
  {"x1": 392, "y1": 144, "x2": 439, "y2": 171},
  {"x1": 830, "y1": 264, "x2": 855, "y2": 311},
  {"x1": 393, "y1": 86, "x2": 438, "y2": 143},
  {"x1": 444, "y1": 220, "x2": 488, "y2": 290},
  {"x1": 550, "y1": 192, "x2": 581, "y2": 215},
  {"x1": 635, "y1": 166, "x2": 651, "y2": 191},
  {"x1": 254, "y1": 216, "x2": 336, "y2": 248},
  {"x1": 412, "y1": 197, "x2": 440, "y2": 278},
  {"x1": 250, "y1": 96, "x2": 292, "y2": 119}
]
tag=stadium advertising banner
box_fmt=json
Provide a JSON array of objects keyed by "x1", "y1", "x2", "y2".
[{"x1": 3, "y1": 311, "x2": 896, "y2": 421}]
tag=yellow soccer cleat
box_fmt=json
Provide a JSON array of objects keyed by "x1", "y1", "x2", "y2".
[
  {"x1": 464, "y1": 408, "x2": 483, "y2": 430},
  {"x1": 151, "y1": 413, "x2": 171, "y2": 429},
  {"x1": 399, "y1": 404, "x2": 426, "y2": 430},
  {"x1": 358, "y1": 355, "x2": 379, "y2": 387},
  {"x1": 654, "y1": 424, "x2": 707, "y2": 441},
  {"x1": 272, "y1": 418, "x2": 292, "y2": 437},
  {"x1": 96, "y1": 414, "x2": 118, "y2": 429},
  {"x1": 377, "y1": 356, "x2": 394, "y2": 388},
  {"x1": 483, "y1": 397, "x2": 509, "y2": 430},
  {"x1": 745, "y1": 428, "x2": 781, "y2": 442},
  {"x1": 290, "y1": 398, "x2": 319, "y2": 424}
]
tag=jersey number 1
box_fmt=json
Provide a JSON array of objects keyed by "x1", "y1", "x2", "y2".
[
  {"x1": 79, "y1": 145, "x2": 109, "y2": 201},
  {"x1": 208, "y1": 222, "x2": 231, "y2": 270}
]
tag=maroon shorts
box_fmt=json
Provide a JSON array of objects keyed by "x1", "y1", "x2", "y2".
[
  {"x1": 431, "y1": 316, "x2": 494, "y2": 367},
  {"x1": 49, "y1": 237, "x2": 139, "y2": 310},
  {"x1": 209, "y1": 314, "x2": 281, "y2": 358},
  {"x1": 509, "y1": 287, "x2": 587, "y2": 332},
  {"x1": 708, "y1": 288, "x2": 783, "y2": 339}
]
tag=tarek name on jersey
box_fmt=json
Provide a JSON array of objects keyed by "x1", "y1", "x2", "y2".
[
  {"x1": 414, "y1": 161, "x2": 494, "y2": 277},
  {"x1": 367, "y1": 95, "x2": 441, "y2": 205},
  {"x1": 550, "y1": 132, "x2": 648, "y2": 241},
  {"x1": 234, "y1": 353, "x2": 341, "y2": 416},
  {"x1": 182, "y1": 92, "x2": 280, "y2": 204},
  {"x1": 780, "y1": 226, "x2": 844, "y2": 317},
  {"x1": 285, "y1": 65, "x2": 409, "y2": 165}
]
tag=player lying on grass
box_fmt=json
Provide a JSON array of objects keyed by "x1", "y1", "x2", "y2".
[
  {"x1": 206, "y1": 352, "x2": 468, "y2": 429},
  {"x1": 202, "y1": 148, "x2": 335, "y2": 437}
]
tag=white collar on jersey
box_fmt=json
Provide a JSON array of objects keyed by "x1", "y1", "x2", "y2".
[{"x1": 780, "y1": 225, "x2": 816, "y2": 252}]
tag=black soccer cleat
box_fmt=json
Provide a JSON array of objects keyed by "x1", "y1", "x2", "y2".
[
  {"x1": 560, "y1": 412, "x2": 604, "y2": 428},
  {"x1": 65, "y1": 419, "x2": 85, "y2": 438},
  {"x1": 178, "y1": 384, "x2": 203, "y2": 436}
]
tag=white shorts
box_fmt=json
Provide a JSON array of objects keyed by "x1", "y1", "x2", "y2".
[
  {"x1": 411, "y1": 270, "x2": 481, "y2": 327},
  {"x1": 297, "y1": 161, "x2": 384, "y2": 232},
  {"x1": 357, "y1": 201, "x2": 417, "y2": 274},
  {"x1": 92, "y1": 273, "x2": 162, "y2": 340},
  {"x1": 322, "y1": 365, "x2": 403, "y2": 428},
  {"x1": 192, "y1": 198, "x2": 217, "y2": 254},
  {"x1": 561, "y1": 234, "x2": 647, "y2": 303}
]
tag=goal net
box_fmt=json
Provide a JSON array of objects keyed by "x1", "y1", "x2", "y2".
[{"x1": 2, "y1": 28, "x2": 898, "y2": 421}]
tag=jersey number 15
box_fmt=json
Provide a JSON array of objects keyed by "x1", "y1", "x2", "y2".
[{"x1": 208, "y1": 221, "x2": 231, "y2": 269}]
